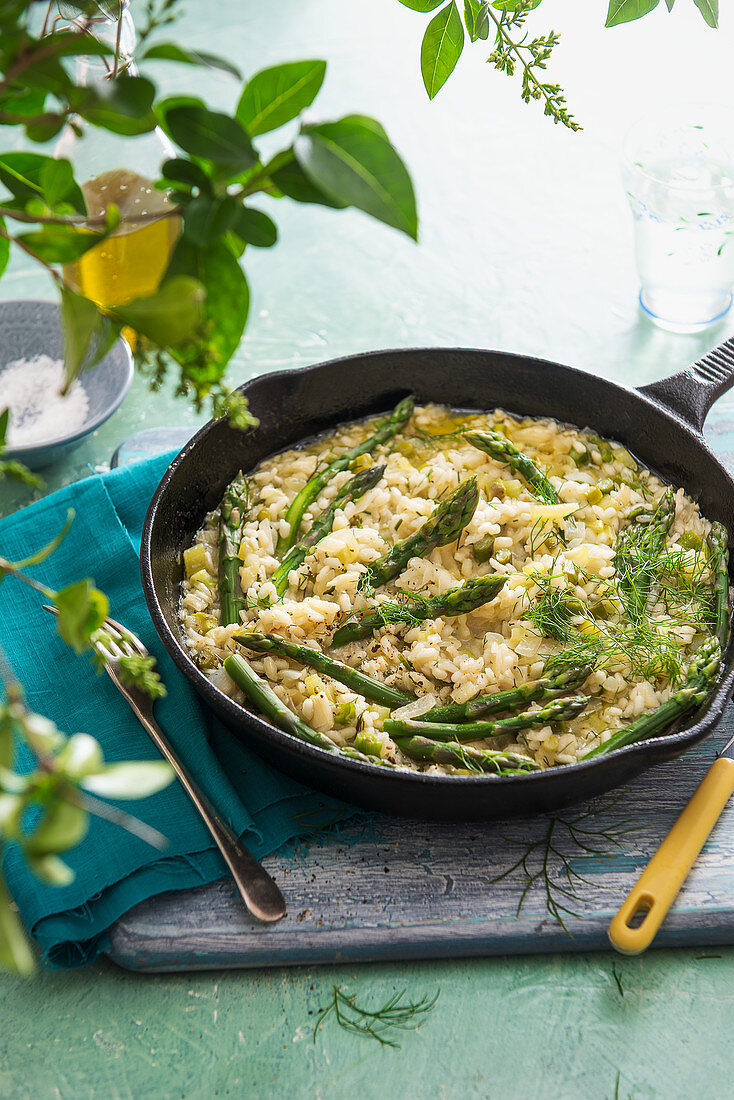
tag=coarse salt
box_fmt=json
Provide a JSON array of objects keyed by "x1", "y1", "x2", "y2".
[{"x1": 0, "y1": 356, "x2": 89, "y2": 446}]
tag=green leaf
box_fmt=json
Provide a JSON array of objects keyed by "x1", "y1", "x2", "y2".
[
  {"x1": 0, "y1": 875, "x2": 35, "y2": 976},
  {"x1": 39, "y1": 158, "x2": 81, "y2": 209},
  {"x1": 54, "y1": 578, "x2": 109, "y2": 654},
  {"x1": 665, "y1": 0, "x2": 675, "y2": 8},
  {"x1": 81, "y1": 761, "x2": 174, "y2": 799},
  {"x1": 17, "y1": 225, "x2": 105, "y2": 264},
  {"x1": 491, "y1": 0, "x2": 541, "y2": 8},
  {"x1": 167, "y1": 238, "x2": 249, "y2": 383},
  {"x1": 605, "y1": 0, "x2": 660, "y2": 26},
  {"x1": 236, "y1": 60, "x2": 326, "y2": 137},
  {"x1": 141, "y1": 42, "x2": 241, "y2": 79},
  {"x1": 231, "y1": 206, "x2": 278, "y2": 248},
  {"x1": 112, "y1": 275, "x2": 204, "y2": 348},
  {"x1": 464, "y1": 0, "x2": 490, "y2": 40},
  {"x1": 26, "y1": 799, "x2": 88, "y2": 857},
  {"x1": 80, "y1": 75, "x2": 157, "y2": 136},
  {"x1": 164, "y1": 105, "x2": 256, "y2": 171},
  {"x1": 421, "y1": 2, "x2": 464, "y2": 99},
  {"x1": 692, "y1": 0, "x2": 717, "y2": 26},
  {"x1": 0, "y1": 218, "x2": 8, "y2": 280},
  {"x1": 0, "y1": 407, "x2": 7, "y2": 447},
  {"x1": 161, "y1": 158, "x2": 212, "y2": 193},
  {"x1": 295, "y1": 116, "x2": 417, "y2": 239},
  {"x1": 0, "y1": 458, "x2": 44, "y2": 489},
  {"x1": 269, "y1": 158, "x2": 348, "y2": 208},
  {"x1": 183, "y1": 195, "x2": 238, "y2": 248},
  {"x1": 55, "y1": 732, "x2": 104, "y2": 779},
  {"x1": 60, "y1": 288, "x2": 119, "y2": 386},
  {"x1": 396, "y1": 0, "x2": 445, "y2": 9},
  {"x1": 0, "y1": 152, "x2": 85, "y2": 212}
]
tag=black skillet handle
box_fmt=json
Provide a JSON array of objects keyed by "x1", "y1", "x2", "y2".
[{"x1": 639, "y1": 337, "x2": 734, "y2": 434}]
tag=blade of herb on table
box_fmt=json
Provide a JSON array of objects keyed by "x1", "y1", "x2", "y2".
[
  {"x1": 332, "y1": 572, "x2": 505, "y2": 647},
  {"x1": 223, "y1": 653, "x2": 395, "y2": 767},
  {"x1": 463, "y1": 429, "x2": 560, "y2": 505},
  {"x1": 219, "y1": 472, "x2": 251, "y2": 626},
  {"x1": 581, "y1": 635, "x2": 721, "y2": 759},
  {"x1": 235, "y1": 632, "x2": 414, "y2": 709},
  {"x1": 423, "y1": 659, "x2": 595, "y2": 722},
  {"x1": 275, "y1": 396, "x2": 414, "y2": 558},
  {"x1": 359, "y1": 477, "x2": 480, "y2": 594},
  {"x1": 269, "y1": 464, "x2": 385, "y2": 596},
  {"x1": 385, "y1": 696, "x2": 589, "y2": 743}
]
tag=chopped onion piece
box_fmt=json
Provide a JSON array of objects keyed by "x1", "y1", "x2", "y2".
[
  {"x1": 391, "y1": 693, "x2": 437, "y2": 721},
  {"x1": 527, "y1": 502, "x2": 579, "y2": 520}
]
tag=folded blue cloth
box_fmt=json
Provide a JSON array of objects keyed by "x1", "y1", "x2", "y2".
[{"x1": 0, "y1": 451, "x2": 363, "y2": 967}]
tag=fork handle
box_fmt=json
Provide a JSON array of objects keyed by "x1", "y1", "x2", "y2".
[{"x1": 134, "y1": 709, "x2": 286, "y2": 922}]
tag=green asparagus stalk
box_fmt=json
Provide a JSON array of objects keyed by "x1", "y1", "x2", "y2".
[
  {"x1": 581, "y1": 635, "x2": 721, "y2": 760},
  {"x1": 463, "y1": 429, "x2": 560, "y2": 505},
  {"x1": 275, "y1": 396, "x2": 414, "y2": 558},
  {"x1": 709, "y1": 521, "x2": 730, "y2": 647},
  {"x1": 219, "y1": 472, "x2": 250, "y2": 626},
  {"x1": 615, "y1": 486, "x2": 675, "y2": 620},
  {"x1": 394, "y1": 736, "x2": 540, "y2": 774},
  {"x1": 359, "y1": 477, "x2": 480, "y2": 594},
  {"x1": 223, "y1": 653, "x2": 394, "y2": 767},
  {"x1": 270, "y1": 464, "x2": 386, "y2": 596},
  {"x1": 423, "y1": 659, "x2": 595, "y2": 723},
  {"x1": 332, "y1": 572, "x2": 505, "y2": 647},
  {"x1": 385, "y1": 696, "x2": 589, "y2": 743},
  {"x1": 235, "y1": 632, "x2": 413, "y2": 709}
]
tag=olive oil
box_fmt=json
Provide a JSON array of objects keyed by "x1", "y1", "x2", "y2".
[{"x1": 64, "y1": 169, "x2": 180, "y2": 343}]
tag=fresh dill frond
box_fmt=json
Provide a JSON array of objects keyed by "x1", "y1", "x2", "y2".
[
  {"x1": 491, "y1": 792, "x2": 642, "y2": 936},
  {"x1": 373, "y1": 590, "x2": 435, "y2": 629},
  {"x1": 313, "y1": 986, "x2": 439, "y2": 1049}
]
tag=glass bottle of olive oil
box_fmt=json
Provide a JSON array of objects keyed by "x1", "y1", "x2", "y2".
[{"x1": 63, "y1": 168, "x2": 180, "y2": 318}]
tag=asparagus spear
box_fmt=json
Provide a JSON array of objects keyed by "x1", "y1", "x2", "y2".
[
  {"x1": 219, "y1": 472, "x2": 250, "y2": 626},
  {"x1": 235, "y1": 632, "x2": 414, "y2": 709},
  {"x1": 359, "y1": 477, "x2": 480, "y2": 594},
  {"x1": 270, "y1": 464, "x2": 386, "y2": 596},
  {"x1": 615, "y1": 486, "x2": 675, "y2": 620},
  {"x1": 708, "y1": 521, "x2": 730, "y2": 647},
  {"x1": 463, "y1": 429, "x2": 560, "y2": 505},
  {"x1": 223, "y1": 653, "x2": 394, "y2": 767},
  {"x1": 423, "y1": 659, "x2": 595, "y2": 723},
  {"x1": 332, "y1": 572, "x2": 505, "y2": 647},
  {"x1": 385, "y1": 696, "x2": 589, "y2": 743},
  {"x1": 275, "y1": 396, "x2": 414, "y2": 557},
  {"x1": 581, "y1": 635, "x2": 721, "y2": 760},
  {"x1": 394, "y1": 736, "x2": 540, "y2": 774}
]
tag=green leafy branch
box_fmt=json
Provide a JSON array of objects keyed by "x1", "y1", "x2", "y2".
[
  {"x1": 0, "y1": 512, "x2": 174, "y2": 974},
  {"x1": 0, "y1": 3, "x2": 418, "y2": 440},
  {"x1": 397, "y1": 0, "x2": 719, "y2": 127}
]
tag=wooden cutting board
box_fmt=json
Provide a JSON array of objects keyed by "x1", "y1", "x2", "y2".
[{"x1": 107, "y1": 423, "x2": 734, "y2": 972}]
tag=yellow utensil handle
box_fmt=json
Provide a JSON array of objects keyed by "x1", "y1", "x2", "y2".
[{"x1": 608, "y1": 755, "x2": 734, "y2": 955}]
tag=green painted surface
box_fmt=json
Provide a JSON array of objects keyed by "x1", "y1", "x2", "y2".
[{"x1": 3, "y1": 1, "x2": 734, "y2": 1095}]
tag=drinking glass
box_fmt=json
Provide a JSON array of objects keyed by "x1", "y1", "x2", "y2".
[{"x1": 622, "y1": 105, "x2": 734, "y2": 332}]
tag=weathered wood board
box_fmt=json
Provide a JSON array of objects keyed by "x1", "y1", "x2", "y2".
[{"x1": 107, "y1": 414, "x2": 734, "y2": 972}]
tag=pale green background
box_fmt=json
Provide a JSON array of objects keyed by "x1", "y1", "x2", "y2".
[{"x1": 2, "y1": 2, "x2": 734, "y2": 1097}]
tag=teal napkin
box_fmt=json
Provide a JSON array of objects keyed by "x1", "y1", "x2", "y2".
[{"x1": 0, "y1": 452, "x2": 364, "y2": 967}]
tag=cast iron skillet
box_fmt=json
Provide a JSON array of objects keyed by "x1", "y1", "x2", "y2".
[{"x1": 141, "y1": 342, "x2": 734, "y2": 821}]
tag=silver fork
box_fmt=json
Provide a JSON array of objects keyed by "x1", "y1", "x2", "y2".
[{"x1": 44, "y1": 607, "x2": 286, "y2": 923}]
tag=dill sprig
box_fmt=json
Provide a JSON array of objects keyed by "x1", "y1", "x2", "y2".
[
  {"x1": 486, "y1": 2, "x2": 580, "y2": 131},
  {"x1": 491, "y1": 792, "x2": 641, "y2": 936},
  {"x1": 314, "y1": 986, "x2": 439, "y2": 1049}
]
